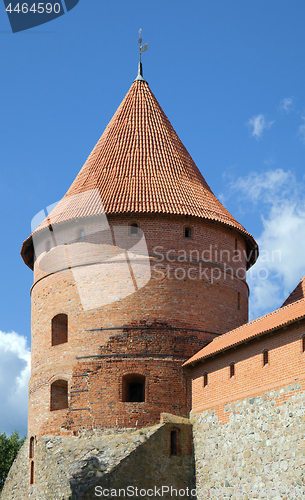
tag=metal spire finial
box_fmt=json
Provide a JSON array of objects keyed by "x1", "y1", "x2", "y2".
[
  {"x1": 136, "y1": 29, "x2": 149, "y2": 81},
  {"x1": 138, "y1": 29, "x2": 142, "y2": 62}
]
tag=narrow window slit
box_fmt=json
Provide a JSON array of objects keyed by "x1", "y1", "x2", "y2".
[
  {"x1": 185, "y1": 227, "x2": 191, "y2": 239},
  {"x1": 263, "y1": 350, "x2": 269, "y2": 366},
  {"x1": 170, "y1": 430, "x2": 178, "y2": 455}
]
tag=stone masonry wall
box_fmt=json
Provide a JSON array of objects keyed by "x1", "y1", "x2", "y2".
[
  {"x1": 1, "y1": 415, "x2": 193, "y2": 500},
  {"x1": 191, "y1": 382, "x2": 305, "y2": 499}
]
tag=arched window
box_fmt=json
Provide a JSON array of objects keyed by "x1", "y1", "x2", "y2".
[
  {"x1": 130, "y1": 223, "x2": 138, "y2": 236},
  {"x1": 122, "y1": 374, "x2": 145, "y2": 402},
  {"x1": 30, "y1": 460, "x2": 34, "y2": 485},
  {"x1": 203, "y1": 372, "x2": 208, "y2": 387},
  {"x1": 29, "y1": 436, "x2": 35, "y2": 459},
  {"x1": 170, "y1": 428, "x2": 180, "y2": 455},
  {"x1": 51, "y1": 314, "x2": 68, "y2": 346},
  {"x1": 263, "y1": 349, "x2": 269, "y2": 366},
  {"x1": 78, "y1": 229, "x2": 85, "y2": 242},
  {"x1": 50, "y1": 380, "x2": 68, "y2": 411},
  {"x1": 230, "y1": 362, "x2": 235, "y2": 378},
  {"x1": 184, "y1": 227, "x2": 191, "y2": 239}
]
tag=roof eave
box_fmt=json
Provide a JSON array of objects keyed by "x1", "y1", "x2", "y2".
[
  {"x1": 183, "y1": 312, "x2": 305, "y2": 367},
  {"x1": 20, "y1": 235, "x2": 34, "y2": 271}
]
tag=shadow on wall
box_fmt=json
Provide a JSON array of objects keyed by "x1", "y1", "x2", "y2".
[{"x1": 69, "y1": 422, "x2": 195, "y2": 500}]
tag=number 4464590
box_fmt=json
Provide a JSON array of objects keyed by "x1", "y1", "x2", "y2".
[{"x1": 6, "y1": 3, "x2": 61, "y2": 13}]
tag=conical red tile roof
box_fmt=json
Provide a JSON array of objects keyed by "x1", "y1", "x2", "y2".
[{"x1": 21, "y1": 79, "x2": 258, "y2": 269}]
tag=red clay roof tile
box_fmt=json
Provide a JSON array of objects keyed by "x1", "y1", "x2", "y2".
[
  {"x1": 281, "y1": 277, "x2": 305, "y2": 307},
  {"x1": 21, "y1": 79, "x2": 257, "y2": 269},
  {"x1": 33, "y1": 80, "x2": 255, "y2": 231}
]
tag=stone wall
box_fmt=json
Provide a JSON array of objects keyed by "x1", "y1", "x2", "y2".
[
  {"x1": 1, "y1": 415, "x2": 193, "y2": 500},
  {"x1": 191, "y1": 382, "x2": 305, "y2": 499}
]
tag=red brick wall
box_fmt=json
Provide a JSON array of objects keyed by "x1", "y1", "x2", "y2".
[
  {"x1": 28, "y1": 212, "x2": 250, "y2": 438},
  {"x1": 189, "y1": 319, "x2": 305, "y2": 416}
]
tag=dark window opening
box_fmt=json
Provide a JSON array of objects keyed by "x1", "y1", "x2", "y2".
[
  {"x1": 263, "y1": 350, "x2": 269, "y2": 366},
  {"x1": 29, "y1": 436, "x2": 34, "y2": 459},
  {"x1": 302, "y1": 336, "x2": 305, "y2": 353},
  {"x1": 130, "y1": 223, "x2": 139, "y2": 236},
  {"x1": 170, "y1": 429, "x2": 180, "y2": 455},
  {"x1": 185, "y1": 227, "x2": 191, "y2": 239},
  {"x1": 122, "y1": 374, "x2": 145, "y2": 402},
  {"x1": 30, "y1": 461, "x2": 34, "y2": 485},
  {"x1": 78, "y1": 229, "x2": 85, "y2": 242},
  {"x1": 129, "y1": 382, "x2": 144, "y2": 402},
  {"x1": 51, "y1": 314, "x2": 68, "y2": 346},
  {"x1": 50, "y1": 380, "x2": 68, "y2": 411},
  {"x1": 235, "y1": 239, "x2": 238, "y2": 251},
  {"x1": 230, "y1": 363, "x2": 235, "y2": 378},
  {"x1": 203, "y1": 372, "x2": 208, "y2": 387}
]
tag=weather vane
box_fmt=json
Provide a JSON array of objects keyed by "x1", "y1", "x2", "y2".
[
  {"x1": 138, "y1": 29, "x2": 149, "y2": 64},
  {"x1": 137, "y1": 29, "x2": 149, "y2": 79}
]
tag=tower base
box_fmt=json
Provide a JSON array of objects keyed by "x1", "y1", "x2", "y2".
[{"x1": 1, "y1": 415, "x2": 193, "y2": 500}]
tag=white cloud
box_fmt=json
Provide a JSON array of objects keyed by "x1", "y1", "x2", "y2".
[
  {"x1": 279, "y1": 97, "x2": 294, "y2": 113},
  {"x1": 226, "y1": 169, "x2": 305, "y2": 320},
  {"x1": 263, "y1": 157, "x2": 275, "y2": 166},
  {"x1": 0, "y1": 331, "x2": 30, "y2": 436},
  {"x1": 298, "y1": 117, "x2": 305, "y2": 144},
  {"x1": 230, "y1": 168, "x2": 293, "y2": 204},
  {"x1": 247, "y1": 114, "x2": 275, "y2": 138}
]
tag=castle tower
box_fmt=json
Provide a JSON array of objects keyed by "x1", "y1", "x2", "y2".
[{"x1": 21, "y1": 67, "x2": 258, "y2": 439}]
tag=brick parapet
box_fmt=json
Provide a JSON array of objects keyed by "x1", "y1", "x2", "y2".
[{"x1": 189, "y1": 318, "x2": 305, "y2": 414}]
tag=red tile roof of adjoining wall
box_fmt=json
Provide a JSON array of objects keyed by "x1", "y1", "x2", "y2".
[
  {"x1": 184, "y1": 298, "x2": 305, "y2": 366},
  {"x1": 281, "y1": 277, "x2": 305, "y2": 307},
  {"x1": 21, "y1": 79, "x2": 257, "y2": 269}
]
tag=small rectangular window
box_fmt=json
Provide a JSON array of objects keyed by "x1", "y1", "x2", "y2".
[
  {"x1": 78, "y1": 229, "x2": 85, "y2": 242},
  {"x1": 302, "y1": 336, "x2": 305, "y2": 353},
  {"x1": 230, "y1": 363, "x2": 235, "y2": 378},
  {"x1": 29, "y1": 437, "x2": 35, "y2": 459},
  {"x1": 263, "y1": 350, "x2": 269, "y2": 366},
  {"x1": 130, "y1": 223, "x2": 138, "y2": 236},
  {"x1": 184, "y1": 227, "x2": 191, "y2": 239},
  {"x1": 203, "y1": 372, "x2": 208, "y2": 387},
  {"x1": 30, "y1": 461, "x2": 34, "y2": 485},
  {"x1": 170, "y1": 430, "x2": 179, "y2": 455}
]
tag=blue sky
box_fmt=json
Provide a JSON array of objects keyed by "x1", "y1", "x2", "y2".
[{"x1": 1, "y1": 1, "x2": 305, "y2": 436}]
